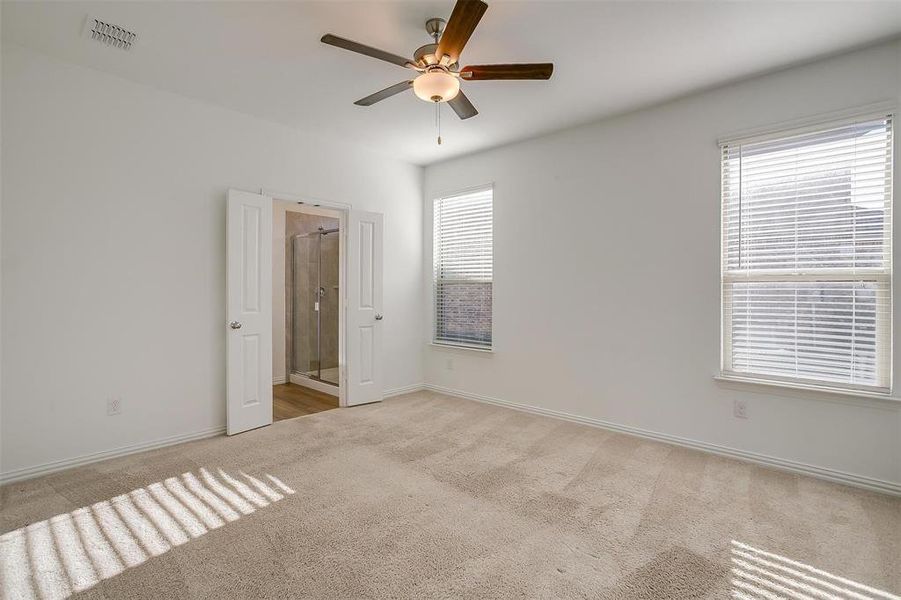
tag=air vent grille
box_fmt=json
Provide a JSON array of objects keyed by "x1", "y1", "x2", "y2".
[{"x1": 85, "y1": 16, "x2": 136, "y2": 51}]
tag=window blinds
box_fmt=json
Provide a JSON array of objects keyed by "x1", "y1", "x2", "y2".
[
  {"x1": 434, "y1": 187, "x2": 493, "y2": 348},
  {"x1": 722, "y1": 114, "x2": 893, "y2": 391}
]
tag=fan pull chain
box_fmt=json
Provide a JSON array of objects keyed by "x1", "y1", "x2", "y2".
[{"x1": 435, "y1": 101, "x2": 442, "y2": 145}]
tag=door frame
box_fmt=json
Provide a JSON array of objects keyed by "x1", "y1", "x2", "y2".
[{"x1": 265, "y1": 189, "x2": 350, "y2": 408}]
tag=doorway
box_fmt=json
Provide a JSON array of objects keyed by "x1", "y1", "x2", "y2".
[
  {"x1": 273, "y1": 202, "x2": 341, "y2": 422},
  {"x1": 226, "y1": 189, "x2": 385, "y2": 436}
]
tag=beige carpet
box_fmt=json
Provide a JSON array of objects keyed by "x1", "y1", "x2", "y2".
[{"x1": 1, "y1": 391, "x2": 899, "y2": 599}]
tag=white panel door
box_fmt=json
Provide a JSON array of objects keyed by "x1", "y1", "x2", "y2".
[
  {"x1": 226, "y1": 189, "x2": 273, "y2": 434},
  {"x1": 346, "y1": 210, "x2": 384, "y2": 406}
]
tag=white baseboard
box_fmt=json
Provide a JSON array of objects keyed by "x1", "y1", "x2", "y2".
[
  {"x1": 272, "y1": 375, "x2": 288, "y2": 385},
  {"x1": 423, "y1": 384, "x2": 901, "y2": 497},
  {"x1": 0, "y1": 426, "x2": 226, "y2": 486},
  {"x1": 384, "y1": 383, "x2": 425, "y2": 398}
]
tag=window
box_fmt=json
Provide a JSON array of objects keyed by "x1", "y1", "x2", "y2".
[
  {"x1": 433, "y1": 187, "x2": 493, "y2": 349},
  {"x1": 721, "y1": 113, "x2": 893, "y2": 392}
]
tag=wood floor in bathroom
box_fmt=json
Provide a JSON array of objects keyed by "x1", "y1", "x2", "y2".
[{"x1": 273, "y1": 383, "x2": 339, "y2": 421}]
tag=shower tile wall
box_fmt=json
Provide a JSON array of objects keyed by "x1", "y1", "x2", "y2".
[{"x1": 285, "y1": 211, "x2": 340, "y2": 383}]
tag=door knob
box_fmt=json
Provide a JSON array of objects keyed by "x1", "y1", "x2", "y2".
[
  {"x1": 374, "y1": 314, "x2": 383, "y2": 321},
  {"x1": 229, "y1": 321, "x2": 242, "y2": 329}
]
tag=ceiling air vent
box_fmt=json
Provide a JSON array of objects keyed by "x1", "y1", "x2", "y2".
[{"x1": 84, "y1": 16, "x2": 137, "y2": 51}]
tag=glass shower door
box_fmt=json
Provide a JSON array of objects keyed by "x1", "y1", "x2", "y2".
[
  {"x1": 317, "y1": 231, "x2": 339, "y2": 385},
  {"x1": 292, "y1": 234, "x2": 318, "y2": 378},
  {"x1": 290, "y1": 228, "x2": 339, "y2": 386}
]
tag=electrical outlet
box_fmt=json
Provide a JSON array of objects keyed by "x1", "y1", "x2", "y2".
[
  {"x1": 446, "y1": 358, "x2": 455, "y2": 371},
  {"x1": 733, "y1": 399, "x2": 748, "y2": 419},
  {"x1": 107, "y1": 397, "x2": 122, "y2": 416}
]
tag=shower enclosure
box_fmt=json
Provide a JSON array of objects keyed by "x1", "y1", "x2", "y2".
[{"x1": 289, "y1": 226, "x2": 339, "y2": 386}]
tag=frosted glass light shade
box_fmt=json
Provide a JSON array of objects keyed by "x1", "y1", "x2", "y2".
[{"x1": 413, "y1": 71, "x2": 460, "y2": 103}]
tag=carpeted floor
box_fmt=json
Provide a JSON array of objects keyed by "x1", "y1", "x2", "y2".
[{"x1": 1, "y1": 391, "x2": 899, "y2": 599}]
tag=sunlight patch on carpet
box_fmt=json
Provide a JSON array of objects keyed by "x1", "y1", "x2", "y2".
[
  {"x1": 0, "y1": 469, "x2": 295, "y2": 600},
  {"x1": 730, "y1": 540, "x2": 899, "y2": 600}
]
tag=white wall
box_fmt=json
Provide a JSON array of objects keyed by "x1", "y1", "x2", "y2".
[
  {"x1": 424, "y1": 41, "x2": 901, "y2": 488},
  {"x1": 0, "y1": 44, "x2": 423, "y2": 478}
]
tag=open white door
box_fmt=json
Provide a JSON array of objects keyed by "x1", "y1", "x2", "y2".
[
  {"x1": 226, "y1": 189, "x2": 273, "y2": 434},
  {"x1": 346, "y1": 210, "x2": 384, "y2": 406}
]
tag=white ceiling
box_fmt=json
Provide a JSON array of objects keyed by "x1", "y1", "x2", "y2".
[{"x1": 4, "y1": 1, "x2": 901, "y2": 165}]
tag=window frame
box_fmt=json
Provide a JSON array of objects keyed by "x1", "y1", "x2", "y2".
[
  {"x1": 431, "y1": 184, "x2": 495, "y2": 351},
  {"x1": 718, "y1": 110, "x2": 894, "y2": 395}
]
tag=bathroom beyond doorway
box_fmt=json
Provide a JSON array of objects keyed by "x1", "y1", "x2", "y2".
[{"x1": 272, "y1": 201, "x2": 342, "y2": 420}]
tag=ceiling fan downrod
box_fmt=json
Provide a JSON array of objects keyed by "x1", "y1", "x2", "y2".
[{"x1": 425, "y1": 17, "x2": 446, "y2": 44}]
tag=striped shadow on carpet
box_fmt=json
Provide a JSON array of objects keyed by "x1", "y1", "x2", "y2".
[{"x1": 0, "y1": 469, "x2": 294, "y2": 599}]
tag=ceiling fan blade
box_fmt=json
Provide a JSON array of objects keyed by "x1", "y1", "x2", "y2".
[
  {"x1": 321, "y1": 34, "x2": 413, "y2": 69},
  {"x1": 460, "y1": 63, "x2": 554, "y2": 80},
  {"x1": 448, "y1": 90, "x2": 478, "y2": 120},
  {"x1": 354, "y1": 81, "x2": 414, "y2": 106},
  {"x1": 435, "y1": 0, "x2": 488, "y2": 65}
]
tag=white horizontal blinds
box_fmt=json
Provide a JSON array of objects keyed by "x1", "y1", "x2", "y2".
[
  {"x1": 722, "y1": 114, "x2": 892, "y2": 390},
  {"x1": 434, "y1": 188, "x2": 493, "y2": 348}
]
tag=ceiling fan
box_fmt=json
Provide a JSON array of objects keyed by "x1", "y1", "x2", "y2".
[{"x1": 321, "y1": 0, "x2": 553, "y2": 143}]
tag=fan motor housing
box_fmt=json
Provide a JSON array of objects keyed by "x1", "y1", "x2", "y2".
[{"x1": 414, "y1": 43, "x2": 439, "y2": 66}]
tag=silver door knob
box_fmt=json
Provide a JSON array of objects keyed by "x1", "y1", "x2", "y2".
[
  {"x1": 374, "y1": 314, "x2": 383, "y2": 321},
  {"x1": 229, "y1": 321, "x2": 242, "y2": 329}
]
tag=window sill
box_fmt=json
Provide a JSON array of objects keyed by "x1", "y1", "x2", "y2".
[
  {"x1": 430, "y1": 342, "x2": 494, "y2": 354},
  {"x1": 713, "y1": 374, "x2": 898, "y2": 403}
]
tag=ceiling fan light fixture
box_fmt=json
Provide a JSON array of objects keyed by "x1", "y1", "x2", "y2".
[
  {"x1": 321, "y1": 0, "x2": 553, "y2": 135},
  {"x1": 413, "y1": 70, "x2": 460, "y2": 103}
]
